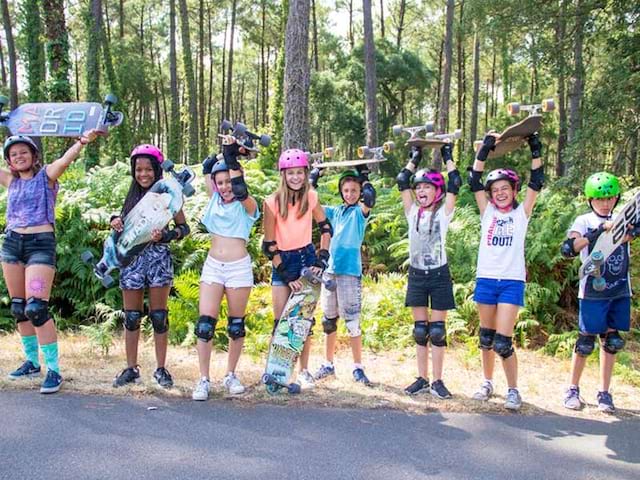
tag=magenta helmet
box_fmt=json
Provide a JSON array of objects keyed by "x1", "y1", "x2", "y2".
[
  {"x1": 485, "y1": 168, "x2": 520, "y2": 193},
  {"x1": 412, "y1": 169, "x2": 446, "y2": 202},
  {"x1": 130, "y1": 144, "x2": 164, "y2": 164},
  {"x1": 278, "y1": 149, "x2": 309, "y2": 170}
]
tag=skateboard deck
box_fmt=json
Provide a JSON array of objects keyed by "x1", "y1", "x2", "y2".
[
  {"x1": 312, "y1": 157, "x2": 387, "y2": 170},
  {"x1": 0, "y1": 94, "x2": 123, "y2": 137},
  {"x1": 262, "y1": 268, "x2": 336, "y2": 394},
  {"x1": 406, "y1": 129, "x2": 462, "y2": 149},
  {"x1": 313, "y1": 142, "x2": 393, "y2": 170},
  {"x1": 82, "y1": 161, "x2": 195, "y2": 288},
  {"x1": 579, "y1": 191, "x2": 640, "y2": 290}
]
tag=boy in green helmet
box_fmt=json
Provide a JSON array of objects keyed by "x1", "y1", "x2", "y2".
[{"x1": 560, "y1": 172, "x2": 638, "y2": 412}]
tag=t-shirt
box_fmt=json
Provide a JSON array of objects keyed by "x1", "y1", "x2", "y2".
[
  {"x1": 476, "y1": 203, "x2": 529, "y2": 281},
  {"x1": 6, "y1": 167, "x2": 58, "y2": 230},
  {"x1": 570, "y1": 211, "x2": 631, "y2": 300},
  {"x1": 201, "y1": 192, "x2": 259, "y2": 242},
  {"x1": 264, "y1": 189, "x2": 318, "y2": 251},
  {"x1": 324, "y1": 204, "x2": 368, "y2": 276},
  {"x1": 405, "y1": 204, "x2": 453, "y2": 270}
]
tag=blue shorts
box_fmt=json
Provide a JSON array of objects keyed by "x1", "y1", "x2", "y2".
[
  {"x1": 578, "y1": 297, "x2": 631, "y2": 334},
  {"x1": 271, "y1": 244, "x2": 317, "y2": 287},
  {"x1": 1, "y1": 230, "x2": 56, "y2": 267},
  {"x1": 473, "y1": 278, "x2": 525, "y2": 307}
]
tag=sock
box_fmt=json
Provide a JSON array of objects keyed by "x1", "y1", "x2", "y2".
[
  {"x1": 41, "y1": 342, "x2": 59, "y2": 373},
  {"x1": 353, "y1": 363, "x2": 364, "y2": 371},
  {"x1": 21, "y1": 335, "x2": 40, "y2": 368}
]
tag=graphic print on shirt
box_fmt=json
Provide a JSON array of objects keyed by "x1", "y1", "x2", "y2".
[
  {"x1": 486, "y1": 215, "x2": 514, "y2": 247},
  {"x1": 414, "y1": 213, "x2": 442, "y2": 268}
]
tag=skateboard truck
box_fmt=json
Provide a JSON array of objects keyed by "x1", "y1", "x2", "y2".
[
  {"x1": 161, "y1": 160, "x2": 196, "y2": 197},
  {"x1": 357, "y1": 141, "x2": 395, "y2": 161},
  {"x1": 97, "y1": 93, "x2": 123, "y2": 133},
  {"x1": 261, "y1": 373, "x2": 302, "y2": 395},
  {"x1": 220, "y1": 119, "x2": 271, "y2": 152},
  {"x1": 507, "y1": 98, "x2": 555, "y2": 116},
  {"x1": 81, "y1": 251, "x2": 116, "y2": 288},
  {"x1": 306, "y1": 147, "x2": 335, "y2": 163},
  {"x1": 589, "y1": 251, "x2": 606, "y2": 292},
  {"x1": 392, "y1": 121, "x2": 435, "y2": 140},
  {"x1": 425, "y1": 129, "x2": 462, "y2": 142}
]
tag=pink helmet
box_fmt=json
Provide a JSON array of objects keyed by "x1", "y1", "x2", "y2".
[
  {"x1": 130, "y1": 144, "x2": 164, "y2": 164},
  {"x1": 278, "y1": 149, "x2": 309, "y2": 170},
  {"x1": 485, "y1": 168, "x2": 520, "y2": 193},
  {"x1": 412, "y1": 169, "x2": 446, "y2": 203}
]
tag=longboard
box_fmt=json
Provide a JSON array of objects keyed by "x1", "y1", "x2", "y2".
[
  {"x1": 313, "y1": 142, "x2": 394, "y2": 170},
  {"x1": 406, "y1": 129, "x2": 462, "y2": 149}
]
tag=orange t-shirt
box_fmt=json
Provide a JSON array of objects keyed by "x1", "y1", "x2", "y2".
[{"x1": 265, "y1": 189, "x2": 318, "y2": 251}]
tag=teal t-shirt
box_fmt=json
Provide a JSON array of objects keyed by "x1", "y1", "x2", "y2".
[
  {"x1": 325, "y1": 204, "x2": 368, "y2": 276},
  {"x1": 201, "y1": 192, "x2": 259, "y2": 241}
]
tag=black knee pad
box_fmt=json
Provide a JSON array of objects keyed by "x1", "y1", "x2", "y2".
[
  {"x1": 196, "y1": 315, "x2": 217, "y2": 341},
  {"x1": 150, "y1": 309, "x2": 169, "y2": 334},
  {"x1": 413, "y1": 321, "x2": 429, "y2": 347},
  {"x1": 429, "y1": 321, "x2": 447, "y2": 347},
  {"x1": 24, "y1": 297, "x2": 50, "y2": 327},
  {"x1": 322, "y1": 316, "x2": 339, "y2": 335},
  {"x1": 123, "y1": 310, "x2": 142, "y2": 331},
  {"x1": 574, "y1": 333, "x2": 596, "y2": 357},
  {"x1": 493, "y1": 333, "x2": 514, "y2": 359},
  {"x1": 479, "y1": 327, "x2": 496, "y2": 350},
  {"x1": 601, "y1": 331, "x2": 625, "y2": 355},
  {"x1": 10, "y1": 297, "x2": 27, "y2": 323},
  {"x1": 307, "y1": 317, "x2": 316, "y2": 337},
  {"x1": 227, "y1": 316, "x2": 246, "y2": 340}
]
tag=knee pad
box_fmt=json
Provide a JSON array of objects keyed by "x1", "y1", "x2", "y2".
[
  {"x1": 345, "y1": 318, "x2": 361, "y2": 338},
  {"x1": 150, "y1": 309, "x2": 169, "y2": 334},
  {"x1": 123, "y1": 310, "x2": 143, "y2": 331},
  {"x1": 322, "y1": 316, "x2": 338, "y2": 335},
  {"x1": 429, "y1": 321, "x2": 447, "y2": 347},
  {"x1": 493, "y1": 333, "x2": 514, "y2": 359},
  {"x1": 227, "y1": 316, "x2": 246, "y2": 340},
  {"x1": 10, "y1": 297, "x2": 27, "y2": 323},
  {"x1": 196, "y1": 315, "x2": 217, "y2": 341},
  {"x1": 24, "y1": 297, "x2": 49, "y2": 327},
  {"x1": 413, "y1": 321, "x2": 429, "y2": 347},
  {"x1": 601, "y1": 331, "x2": 625, "y2": 355},
  {"x1": 574, "y1": 333, "x2": 596, "y2": 357},
  {"x1": 479, "y1": 327, "x2": 496, "y2": 350}
]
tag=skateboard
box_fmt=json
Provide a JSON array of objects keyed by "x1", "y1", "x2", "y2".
[
  {"x1": 406, "y1": 129, "x2": 462, "y2": 149},
  {"x1": 0, "y1": 94, "x2": 124, "y2": 136},
  {"x1": 306, "y1": 147, "x2": 335, "y2": 162},
  {"x1": 473, "y1": 98, "x2": 554, "y2": 159},
  {"x1": 262, "y1": 268, "x2": 337, "y2": 394},
  {"x1": 81, "y1": 160, "x2": 196, "y2": 288},
  {"x1": 219, "y1": 119, "x2": 271, "y2": 152},
  {"x1": 579, "y1": 191, "x2": 640, "y2": 291},
  {"x1": 312, "y1": 142, "x2": 394, "y2": 170},
  {"x1": 392, "y1": 121, "x2": 435, "y2": 140}
]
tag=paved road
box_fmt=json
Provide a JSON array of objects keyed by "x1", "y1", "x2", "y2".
[{"x1": 0, "y1": 391, "x2": 638, "y2": 480}]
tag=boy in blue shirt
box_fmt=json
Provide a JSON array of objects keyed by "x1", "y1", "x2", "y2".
[{"x1": 309, "y1": 167, "x2": 376, "y2": 384}]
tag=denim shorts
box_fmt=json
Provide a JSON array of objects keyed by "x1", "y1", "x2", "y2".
[
  {"x1": 579, "y1": 297, "x2": 630, "y2": 334},
  {"x1": 1, "y1": 230, "x2": 56, "y2": 267},
  {"x1": 473, "y1": 277, "x2": 525, "y2": 307},
  {"x1": 405, "y1": 265, "x2": 456, "y2": 311},
  {"x1": 271, "y1": 244, "x2": 317, "y2": 286}
]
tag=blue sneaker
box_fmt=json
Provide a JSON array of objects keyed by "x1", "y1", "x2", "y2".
[
  {"x1": 597, "y1": 391, "x2": 615, "y2": 413},
  {"x1": 40, "y1": 370, "x2": 62, "y2": 394},
  {"x1": 313, "y1": 363, "x2": 336, "y2": 381},
  {"x1": 8, "y1": 360, "x2": 41, "y2": 380},
  {"x1": 352, "y1": 368, "x2": 371, "y2": 386}
]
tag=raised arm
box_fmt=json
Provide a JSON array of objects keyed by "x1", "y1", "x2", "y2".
[
  {"x1": 47, "y1": 129, "x2": 103, "y2": 182},
  {"x1": 0, "y1": 168, "x2": 13, "y2": 189},
  {"x1": 441, "y1": 142, "x2": 461, "y2": 216},
  {"x1": 396, "y1": 146, "x2": 423, "y2": 214},
  {"x1": 202, "y1": 155, "x2": 216, "y2": 197},
  {"x1": 469, "y1": 134, "x2": 497, "y2": 216},
  {"x1": 523, "y1": 133, "x2": 544, "y2": 218}
]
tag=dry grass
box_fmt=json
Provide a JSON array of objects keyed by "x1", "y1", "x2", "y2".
[{"x1": 0, "y1": 332, "x2": 638, "y2": 419}]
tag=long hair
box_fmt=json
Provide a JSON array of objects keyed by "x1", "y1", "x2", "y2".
[
  {"x1": 275, "y1": 169, "x2": 310, "y2": 220},
  {"x1": 121, "y1": 155, "x2": 164, "y2": 218}
]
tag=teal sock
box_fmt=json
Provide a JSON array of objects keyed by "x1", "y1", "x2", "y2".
[
  {"x1": 21, "y1": 335, "x2": 40, "y2": 368},
  {"x1": 41, "y1": 342, "x2": 59, "y2": 373}
]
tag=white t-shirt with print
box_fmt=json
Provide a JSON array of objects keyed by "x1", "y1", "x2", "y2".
[{"x1": 405, "y1": 204, "x2": 453, "y2": 270}]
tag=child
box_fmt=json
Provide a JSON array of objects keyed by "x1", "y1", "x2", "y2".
[
  {"x1": 2, "y1": 131, "x2": 102, "y2": 393},
  {"x1": 561, "y1": 172, "x2": 637, "y2": 413},
  {"x1": 262, "y1": 149, "x2": 332, "y2": 389},
  {"x1": 111, "y1": 144, "x2": 189, "y2": 389},
  {"x1": 310, "y1": 167, "x2": 376, "y2": 385},
  {"x1": 395, "y1": 142, "x2": 461, "y2": 399},
  {"x1": 192, "y1": 143, "x2": 259, "y2": 401},
  {"x1": 468, "y1": 133, "x2": 544, "y2": 410}
]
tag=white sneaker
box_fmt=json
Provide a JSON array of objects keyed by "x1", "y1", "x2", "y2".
[
  {"x1": 472, "y1": 380, "x2": 494, "y2": 401},
  {"x1": 192, "y1": 377, "x2": 210, "y2": 401},
  {"x1": 223, "y1": 372, "x2": 246, "y2": 395},
  {"x1": 504, "y1": 388, "x2": 522, "y2": 411},
  {"x1": 297, "y1": 369, "x2": 315, "y2": 390}
]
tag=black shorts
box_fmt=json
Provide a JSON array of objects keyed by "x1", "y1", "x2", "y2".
[
  {"x1": 1, "y1": 230, "x2": 56, "y2": 267},
  {"x1": 405, "y1": 264, "x2": 456, "y2": 311}
]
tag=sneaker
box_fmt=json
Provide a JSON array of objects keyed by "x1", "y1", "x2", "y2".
[
  {"x1": 352, "y1": 368, "x2": 371, "y2": 386},
  {"x1": 504, "y1": 388, "x2": 522, "y2": 411},
  {"x1": 597, "y1": 391, "x2": 615, "y2": 413},
  {"x1": 8, "y1": 360, "x2": 41, "y2": 380},
  {"x1": 404, "y1": 377, "x2": 429, "y2": 395},
  {"x1": 314, "y1": 363, "x2": 336, "y2": 381},
  {"x1": 223, "y1": 372, "x2": 245, "y2": 395},
  {"x1": 113, "y1": 366, "x2": 141, "y2": 388},
  {"x1": 472, "y1": 380, "x2": 494, "y2": 401},
  {"x1": 153, "y1": 367, "x2": 174, "y2": 388},
  {"x1": 563, "y1": 386, "x2": 584, "y2": 410},
  {"x1": 430, "y1": 379, "x2": 453, "y2": 399},
  {"x1": 192, "y1": 377, "x2": 210, "y2": 401},
  {"x1": 40, "y1": 369, "x2": 62, "y2": 394},
  {"x1": 297, "y1": 369, "x2": 315, "y2": 390}
]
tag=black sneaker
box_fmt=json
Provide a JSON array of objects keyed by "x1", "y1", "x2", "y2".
[
  {"x1": 404, "y1": 376, "x2": 429, "y2": 395},
  {"x1": 352, "y1": 368, "x2": 371, "y2": 386},
  {"x1": 597, "y1": 391, "x2": 615, "y2": 413},
  {"x1": 430, "y1": 379, "x2": 453, "y2": 399},
  {"x1": 40, "y1": 369, "x2": 63, "y2": 394},
  {"x1": 113, "y1": 366, "x2": 141, "y2": 388},
  {"x1": 153, "y1": 367, "x2": 174, "y2": 388},
  {"x1": 8, "y1": 360, "x2": 41, "y2": 380}
]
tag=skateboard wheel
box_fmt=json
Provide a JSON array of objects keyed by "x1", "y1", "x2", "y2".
[
  {"x1": 261, "y1": 373, "x2": 272, "y2": 385},
  {"x1": 357, "y1": 146, "x2": 369, "y2": 159},
  {"x1": 182, "y1": 184, "x2": 195, "y2": 197},
  {"x1": 591, "y1": 250, "x2": 604, "y2": 265},
  {"x1": 80, "y1": 250, "x2": 94, "y2": 264},
  {"x1": 102, "y1": 276, "x2": 115, "y2": 288},
  {"x1": 383, "y1": 141, "x2": 395, "y2": 152},
  {"x1": 507, "y1": 102, "x2": 520, "y2": 115},
  {"x1": 259, "y1": 134, "x2": 271, "y2": 147},
  {"x1": 593, "y1": 277, "x2": 606, "y2": 292},
  {"x1": 453, "y1": 129, "x2": 462, "y2": 140},
  {"x1": 220, "y1": 119, "x2": 233, "y2": 132},
  {"x1": 161, "y1": 159, "x2": 174, "y2": 171},
  {"x1": 324, "y1": 279, "x2": 337, "y2": 292},
  {"x1": 323, "y1": 147, "x2": 335, "y2": 158},
  {"x1": 103, "y1": 93, "x2": 118, "y2": 105},
  {"x1": 424, "y1": 121, "x2": 435, "y2": 133},
  {"x1": 287, "y1": 383, "x2": 301, "y2": 394},
  {"x1": 234, "y1": 122, "x2": 247, "y2": 136},
  {"x1": 542, "y1": 98, "x2": 555, "y2": 112},
  {"x1": 392, "y1": 125, "x2": 403, "y2": 136}
]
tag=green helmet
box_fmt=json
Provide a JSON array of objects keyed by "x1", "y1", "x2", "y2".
[
  {"x1": 584, "y1": 172, "x2": 621, "y2": 199},
  {"x1": 338, "y1": 169, "x2": 360, "y2": 189}
]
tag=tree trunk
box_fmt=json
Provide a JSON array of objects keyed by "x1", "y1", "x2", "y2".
[
  {"x1": 168, "y1": 0, "x2": 181, "y2": 161},
  {"x1": 311, "y1": 0, "x2": 319, "y2": 70},
  {"x1": 555, "y1": 0, "x2": 567, "y2": 177},
  {"x1": 362, "y1": 0, "x2": 378, "y2": 148},
  {"x1": 85, "y1": 0, "x2": 102, "y2": 169},
  {"x1": 43, "y1": 0, "x2": 72, "y2": 102},
  {"x1": 261, "y1": 0, "x2": 267, "y2": 124},
  {"x1": 435, "y1": 39, "x2": 443, "y2": 121},
  {"x1": 198, "y1": 0, "x2": 206, "y2": 154},
  {"x1": 628, "y1": 130, "x2": 638, "y2": 177},
  {"x1": 220, "y1": 10, "x2": 227, "y2": 125},
  {"x1": 379, "y1": 0, "x2": 385, "y2": 39},
  {"x1": 396, "y1": 0, "x2": 406, "y2": 48},
  {"x1": 456, "y1": 0, "x2": 465, "y2": 154},
  {"x1": 1, "y1": 0, "x2": 18, "y2": 108},
  {"x1": 470, "y1": 29, "x2": 480, "y2": 154},
  {"x1": 568, "y1": 0, "x2": 586, "y2": 148},
  {"x1": 207, "y1": 1, "x2": 214, "y2": 138},
  {"x1": 434, "y1": 0, "x2": 454, "y2": 170},
  {"x1": 119, "y1": 0, "x2": 124, "y2": 38},
  {"x1": 490, "y1": 42, "x2": 496, "y2": 118},
  {"x1": 22, "y1": 0, "x2": 46, "y2": 102},
  {"x1": 348, "y1": 0, "x2": 354, "y2": 50},
  {"x1": 225, "y1": 0, "x2": 238, "y2": 122},
  {"x1": 178, "y1": 0, "x2": 199, "y2": 163},
  {"x1": 0, "y1": 35, "x2": 6, "y2": 87}
]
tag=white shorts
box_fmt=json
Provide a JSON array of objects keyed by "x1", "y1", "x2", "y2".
[{"x1": 200, "y1": 254, "x2": 253, "y2": 288}]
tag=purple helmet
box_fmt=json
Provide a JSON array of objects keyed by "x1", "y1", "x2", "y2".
[
  {"x1": 130, "y1": 144, "x2": 164, "y2": 164},
  {"x1": 278, "y1": 149, "x2": 309, "y2": 170},
  {"x1": 412, "y1": 169, "x2": 446, "y2": 202},
  {"x1": 485, "y1": 168, "x2": 520, "y2": 193}
]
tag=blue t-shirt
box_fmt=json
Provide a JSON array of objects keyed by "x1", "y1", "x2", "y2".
[
  {"x1": 325, "y1": 204, "x2": 368, "y2": 276},
  {"x1": 201, "y1": 192, "x2": 259, "y2": 241}
]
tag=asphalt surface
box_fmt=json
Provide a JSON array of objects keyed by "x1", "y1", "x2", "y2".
[{"x1": 0, "y1": 391, "x2": 638, "y2": 480}]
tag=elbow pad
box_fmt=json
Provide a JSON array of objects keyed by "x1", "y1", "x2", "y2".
[
  {"x1": 262, "y1": 240, "x2": 279, "y2": 260},
  {"x1": 447, "y1": 169, "x2": 462, "y2": 195},
  {"x1": 396, "y1": 168, "x2": 412, "y2": 192},
  {"x1": 468, "y1": 169, "x2": 484, "y2": 193},
  {"x1": 528, "y1": 166, "x2": 544, "y2": 192},
  {"x1": 362, "y1": 183, "x2": 376, "y2": 208},
  {"x1": 318, "y1": 219, "x2": 333, "y2": 237},
  {"x1": 561, "y1": 237, "x2": 578, "y2": 258}
]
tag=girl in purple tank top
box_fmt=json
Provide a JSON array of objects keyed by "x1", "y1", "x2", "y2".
[{"x1": 0, "y1": 130, "x2": 103, "y2": 395}]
